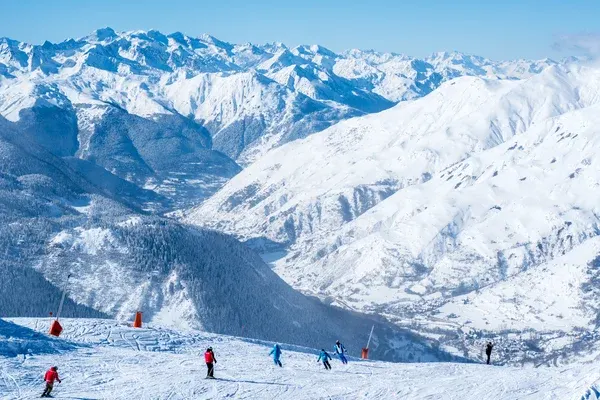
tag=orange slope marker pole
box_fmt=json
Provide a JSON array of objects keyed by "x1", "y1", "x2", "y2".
[
  {"x1": 361, "y1": 325, "x2": 374, "y2": 359},
  {"x1": 133, "y1": 311, "x2": 143, "y2": 328}
]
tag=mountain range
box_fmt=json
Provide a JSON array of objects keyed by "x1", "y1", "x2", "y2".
[
  {"x1": 0, "y1": 27, "x2": 561, "y2": 171},
  {"x1": 0, "y1": 27, "x2": 592, "y2": 364},
  {"x1": 186, "y1": 64, "x2": 600, "y2": 364}
]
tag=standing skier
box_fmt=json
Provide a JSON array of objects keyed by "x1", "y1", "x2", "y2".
[
  {"x1": 317, "y1": 349, "x2": 332, "y2": 370},
  {"x1": 334, "y1": 340, "x2": 348, "y2": 364},
  {"x1": 485, "y1": 342, "x2": 494, "y2": 365},
  {"x1": 41, "y1": 366, "x2": 61, "y2": 397},
  {"x1": 269, "y1": 344, "x2": 283, "y2": 367},
  {"x1": 205, "y1": 347, "x2": 217, "y2": 378}
]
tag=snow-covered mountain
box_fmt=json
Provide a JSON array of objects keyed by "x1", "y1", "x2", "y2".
[
  {"x1": 37, "y1": 216, "x2": 450, "y2": 362},
  {"x1": 187, "y1": 63, "x2": 600, "y2": 361},
  {"x1": 0, "y1": 110, "x2": 448, "y2": 362},
  {"x1": 187, "y1": 64, "x2": 599, "y2": 251},
  {"x1": 334, "y1": 49, "x2": 559, "y2": 102},
  {"x1": 0, "y1": 28, "x2": 560, "y2": 174},
  {"x1": 0, "y1": 27, "x2": 586, "y2": 364}
]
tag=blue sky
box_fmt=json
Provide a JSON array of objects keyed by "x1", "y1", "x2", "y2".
[{"x1": 1, "y1": 0, "x2": 598, "y2": 60}]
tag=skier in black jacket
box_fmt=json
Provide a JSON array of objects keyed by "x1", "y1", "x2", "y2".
[{"x1": 485, "y1": 342, "x2": 494, "y2": 365}]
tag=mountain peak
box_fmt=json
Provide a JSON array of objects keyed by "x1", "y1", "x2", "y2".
[
  {"x1": 0, "y1": 36, "x2": 23, "y2": 48},
  {"x1": 92, "y1": 27, "x2": 117, "y2": 41},
  {"x1": 146, "y1": 29, "x2": 169, "y2": 45},
  {"x1": 259, "y1": 42, "x2": 288, "y2": 54},
  {"x1": 343, "y1": 48, "x2": 408, "y2": 61},
  {"x1": 198, "y1": 33, "x2": 233, "y2": 50},
  {"x1": 428, "y1": 50, "x2": 472, "y2": 60},
  {"x1": 292, "y1": 44, "x2": 338, "y2": 58}
]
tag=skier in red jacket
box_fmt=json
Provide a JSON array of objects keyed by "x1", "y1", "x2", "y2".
[
  {"x1": 204, "y1": 347, "x2": 217, "y2": 378},
  {"x1": 41, "y1": 366, "x2": 61, "y2": 397}
]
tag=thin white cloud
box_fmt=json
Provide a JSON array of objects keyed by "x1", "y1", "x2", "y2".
[{"x1": 553, "y1": 33, "x2": 600, "y2": 58}]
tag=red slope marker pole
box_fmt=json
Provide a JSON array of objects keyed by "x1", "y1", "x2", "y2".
[{"x1": 49, "y1": 274, "x2": 71, "y2": 337}]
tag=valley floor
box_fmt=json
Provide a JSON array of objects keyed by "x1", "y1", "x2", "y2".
[{"x1": 1, "y1": 319, "x2": 599, "y2": 399}]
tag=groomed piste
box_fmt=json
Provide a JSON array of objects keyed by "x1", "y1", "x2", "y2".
[{"x1": 1, "y1": 318, "x2": 599, "y2": 399}]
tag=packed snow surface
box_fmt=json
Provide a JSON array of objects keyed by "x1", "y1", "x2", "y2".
[{"x1": 1, "y1": 318, "x2": 600, "y2": 400}]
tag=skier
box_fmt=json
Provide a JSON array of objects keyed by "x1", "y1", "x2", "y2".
[
  {"x1": 485, "y1": 342, "x2": 494, "y2": 365},
  {"x1": 205, "y1": 347, "x2": 217, "y2": 378},
  {"x1": 269, "y1": 344, "x2": 283, "y2": 367},
  {"x1": 41, "y1": 366, "x2": 61, "y2": 398},
  {"x1": 334, "y1": 340, "x2": 348, "y2": 364},
  {"x1": 317, "y1": 349, "x2": 332, "y2": 370}
]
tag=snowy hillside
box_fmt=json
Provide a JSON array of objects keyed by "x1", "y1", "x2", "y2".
[
  {"x1": 187, "y1": 64, "x2": 600, "y2": 251},
  {"x1": 36, "y1": 217, "x2": 456, "y2": 362},
  {"x1": 0, "y1": 106, "x2": 451, "y2": 361},
  {"x1": 1, "y1": 318, "x2": 600, "y2": 399},
  {"x1": 186, "y1": 63, "x2": 600, "y2": 360}
]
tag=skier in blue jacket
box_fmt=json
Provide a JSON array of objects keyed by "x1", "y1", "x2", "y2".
[
  {"x1": 269, "y1": 344, "x2": 283, "y2": 367},
  {"x1": 317, "y1": 349, "x2": 332, "y2": 370},
  {"x1": 334, "y1": 340, "x2": 348, "y2": 364}
]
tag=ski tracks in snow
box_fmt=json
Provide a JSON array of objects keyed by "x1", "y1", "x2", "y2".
[
  {"x1": 2, "y1": 319, "x2": 600, "y2": 399},
  {"x1": 0, "y1": 368, "x2": 20, "y2": 398}
]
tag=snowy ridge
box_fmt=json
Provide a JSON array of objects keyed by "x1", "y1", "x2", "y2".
[
  {"x1": 187, "y1": 64, "x2": 600, "y2": 250},
  {"x1": 0, "y1": 28, "x2": 562, "y2": 167},
  {"x1": 187, "y1": 63, "x2": 600, "y2": 362},
  {"x1": 334, "y1": 49, "x2": 560, "y2": 101},
  {"x1": 1, "y1": 318, "x2": 599, "y2": 399}
]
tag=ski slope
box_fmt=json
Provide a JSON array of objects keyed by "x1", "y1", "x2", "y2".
[{"x1": 1, "y1": 319, "x2": 599, "y2": 399}]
